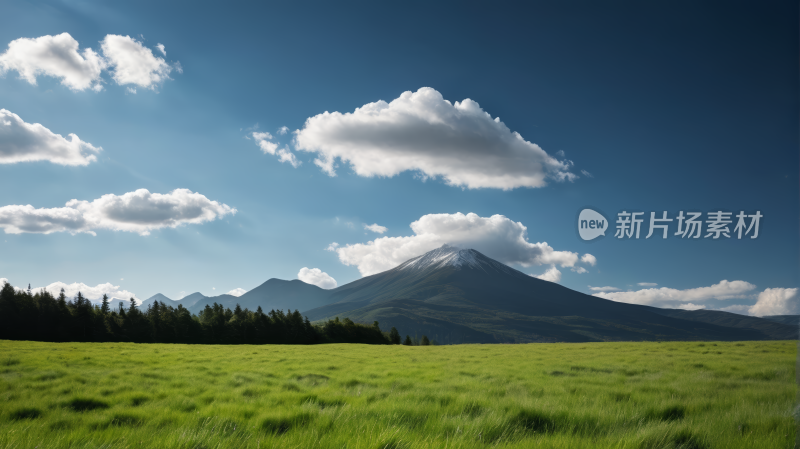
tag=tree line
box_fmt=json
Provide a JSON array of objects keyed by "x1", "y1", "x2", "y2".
[{"x1": 0, "y1": 282, "x2": 431, "y2": 345}]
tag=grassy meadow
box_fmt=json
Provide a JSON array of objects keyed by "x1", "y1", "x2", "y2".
[{"x1": 0, "y1": 340, "x2": 796, "y2": 449}]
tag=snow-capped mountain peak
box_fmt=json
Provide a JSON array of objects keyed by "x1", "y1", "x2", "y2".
[{"x1": 395, "y1": 244, "x2": 519, "y2": 275}]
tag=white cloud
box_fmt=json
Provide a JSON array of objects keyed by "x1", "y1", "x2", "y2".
[
  {"x1": 101, "y1": 35, "x2": 172, "y2": 90},
  {"x1": 297, "y1": 267, "x2": 338, "y2": 289},
  {"x1": 580, "y1": 169, "x2": 593, "y2": 178},
  {"x1": 325, "y1": 242, "x2": 339, "y2": 251},
  {"x1": 677, "y1": 303, "x2": 705, "y2": 311},
  {"x1": 581, "y1": 254, "x2": 596, "y2": 266},
  {"x1": 593, "y1": 280, "x2": 756, "y2": 309},
  {"x1": 748, "y1": 288, "x2": 798, "y2": 317},
  {"x1": 2, "y1": 278, "x2": 139, "y2": 304},
  {"x1": 253, "y1": 132, "x2": 277, "y2": 154},
  {"x1": 0, "y1": 188, "x2": 235, "y2": 236},
  {"x1": 277, "y1": 126, "x2": 289, "y2": 135},
  {"x1": 252, "y1": 132, "x2": 300, "y2": 167},
  {"x1": 227, "y1": 288, "x2": 247, "y2": 297},
  {"x1": 156, "y1": 43, "x2": 166, "y2": 56},
  {"x1": 0, "y1": 33, "x2": 177, "y2": 92},
  {"x1": 571, "y1": 266, "x2": 588, "y2": 274},
  {"x1": 277, "y1": 147, "x2": 301, "y2": 167},
  {"x1": 0, "y1": 109, "x2": 101, "y2": 165},
  {"x1": 333, "y1": 212, "x2": 592, "y2": 276},
  {"x1": 638, "y1": 282, "x2": 658, "y2": 287},
  {"x1": 293, "y1": 87, "x2": 576, "y2": 190},
  {"x1": 534, "y1": 265, "x2": 561, "y2": 283},
  {"x1": 126, "y1": 87, "x2": 136, "y2": 94},
  {"x1": 364, "y1": 223, "x2": 387, "y2": 234},
  {"x1": 589, "y1": 285, "x2": 621, "y2": 292},
  {"x1": 0, "y1": 33, "x2": 106, "y2": 91},
  {"x1": 47, "y1": 281, "x2": 139, "y2": 303}
]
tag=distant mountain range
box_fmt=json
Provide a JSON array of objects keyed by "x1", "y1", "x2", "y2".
[{"x1": 141, "y1": 245, "x2": 799, "y2": 343}]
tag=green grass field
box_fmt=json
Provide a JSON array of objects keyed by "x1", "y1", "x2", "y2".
[{"x1": 0, "y1": 340, "x2": 796, "y2": 449}]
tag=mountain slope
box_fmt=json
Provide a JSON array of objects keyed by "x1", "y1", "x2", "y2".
[
  {"x1": 235, "y1": 279, "x2": 333, "y2": 313},
  {"x1": 304, "y1": 245, "x2": 797, "y2": 343},
  {"x1": 761, "y1": 315, "x2": 799, "y2": 327}
]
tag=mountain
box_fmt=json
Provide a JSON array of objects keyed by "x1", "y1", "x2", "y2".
[
  {"x1": 135, "y1": 292, "x2": 209, "y2": 311},
  {"x1": 649, "y1": 309, "x2": 798, "y2": 339},
  {"x1": 760, "y1": 315, "x2": 799, "y2": 327},
  {"x1": 138, "y1": 293, "x2": 179, "y2": 310},
  {"x1": 135, "y1": 245, "x2": 796, "y2": 344},
  {"x1": 186, "y1": 279, "x2": 333, "y2": 315},
  {"x1": 179, "y1": 292, "x2": 209, "y2": 308},
  {"x1": 237, "y1": 279, "x2": 333, "y2": 313},
  {"x1": 299, "y1": 245, "x2": 797, "y2": 343},
  {"x1": 187, "y1": 293, "x2": 237, "y2": 314}
]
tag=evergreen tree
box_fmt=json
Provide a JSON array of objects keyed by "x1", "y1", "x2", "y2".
[
  {"x1": 389, "y1": 327, "x2": 401, "y2": 344},
  {"x1": 0, "y1": 282, "x2": 402, "y2": 346},
  {"x1": 57, "y1": 288, "x2": 68, "y2": 311},
  {"x1": 421, "y1": 335, "x2": 430, "y2": 346},
  {"x1": 100, "y1": 294, "x2": 110, "y2": 315},
  {"x1": 403, "y1": 335, "x2": 412, "y2": 346},
  {"x1": 73, "y1": 292, "x2": 93, "y2": 341}
]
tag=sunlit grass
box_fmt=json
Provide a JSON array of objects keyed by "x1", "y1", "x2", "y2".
[{"x1": 0, "y1": 340, "x2": 795, "y2": 448}]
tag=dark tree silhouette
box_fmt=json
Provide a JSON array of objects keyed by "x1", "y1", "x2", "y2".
[
  {"x1": 389, "y1": 327, "x2": 401, "y2": 345},
  {"x1": 0, "y1": 280, "x2": 397, "y2": 346}
]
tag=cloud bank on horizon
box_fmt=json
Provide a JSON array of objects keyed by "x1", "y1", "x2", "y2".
[
  {"x1": 0, "y1": 109, "x2": 101, "y2": 165},
  {"x1": 1, "y1": 277, "x2": 139, "y2": 304},
  {"x1": 0, "y1": 33, "x2": 178, "y2": 92},
  {"x1": 594, "y1": 282, "x2": 798, "y2": 317},
  {"x1": 0, "y1": 189, "x2": 235, "y2": 236},
  {"x1": 293, "y1": 87, "x2": 577, "y2": 190},
  {"x1": 331, "y1": 212, "x2": 595, "y2": 276}
]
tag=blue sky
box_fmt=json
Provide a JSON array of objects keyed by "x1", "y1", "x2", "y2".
[{"x1": 0, "y1": 1, "x2": 797, "y2": 316}]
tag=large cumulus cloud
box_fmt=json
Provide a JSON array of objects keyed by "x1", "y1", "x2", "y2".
[
  {"x1": 0, "y1": 188, "x2": 235, "y2": 236},
  {"x1": 748, "y1": 288, "x2": 798, "y2": 317},
  {"x1": 0, "y1": 109, "x2": 101, "y2": 165},
  {"x1": 332, "y1": 212, "x2": 593, "y2": 276},
  {"x1": 294, "y1": 87, "x2": 577, "y2": 190}
]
